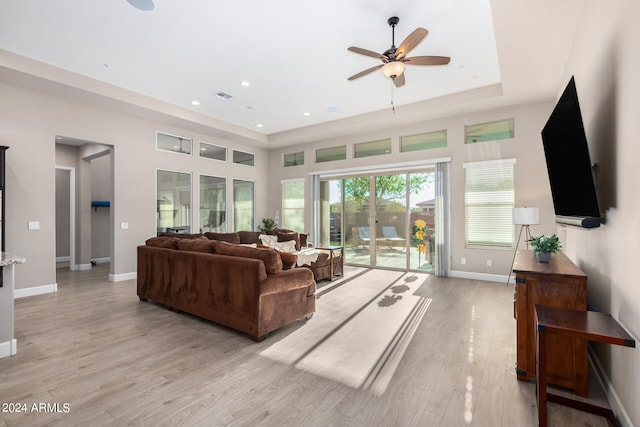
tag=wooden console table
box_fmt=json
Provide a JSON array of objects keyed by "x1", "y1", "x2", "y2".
[
  {"x1": 535, "y1": 305, "x2": 635, "y2": 427},
  {"x1": 513, "y1": 250, "x2": 588, "y2": 396}
]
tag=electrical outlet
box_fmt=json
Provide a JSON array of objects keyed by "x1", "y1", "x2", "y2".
[
  {"x1": 486, "y1": 259, "x2": 492, "y2": 267},
  {"x1": 460, "y1": 257, "x2": 466, "y2": 265},
  {"x1": 28, "y1": 221, "x2": 40, "y2": 230},
  {"x1": 120, "y1": 222, "x2": 129, "y2": 230}
]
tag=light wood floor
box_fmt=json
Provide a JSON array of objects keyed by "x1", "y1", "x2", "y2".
[{"x1": 0, "y1": 265, "x2": 611, "y2": 426}]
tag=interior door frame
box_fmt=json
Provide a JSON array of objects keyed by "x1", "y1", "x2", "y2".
[{"x1": 55, "y1": 165, "x2": 77, "y2": 271}]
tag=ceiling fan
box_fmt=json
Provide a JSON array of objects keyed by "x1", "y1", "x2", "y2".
[{"x1": 347, "y1": 16, "x2": 450, "y2": 87}]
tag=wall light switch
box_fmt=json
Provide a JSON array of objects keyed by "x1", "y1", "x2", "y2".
[
  {"x1": 486, "y1": 259, "x2": 492, "y2": 267},
  {"x1": 28, "y1": 221, "x2": 40, "y2": 230},
  {"x1": 460, "y1": 257, "x2": 466, "y2": 265},
  {"x1": 120, "y1": 222, "x2": 129, "y2": 230}
]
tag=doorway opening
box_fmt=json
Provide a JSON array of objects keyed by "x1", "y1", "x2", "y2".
[{"x1": 55, "y1": 138, "x2": 114, "y2": 280}]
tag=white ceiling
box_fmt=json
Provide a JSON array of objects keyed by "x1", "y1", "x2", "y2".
[{"x1": 0, "y1": 0, "x2": 584, "y2": 147}]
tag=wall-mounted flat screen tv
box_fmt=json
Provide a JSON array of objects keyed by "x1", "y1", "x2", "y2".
[{"x1": 541, "y1": 76, "x2": 601, "y2": 228}]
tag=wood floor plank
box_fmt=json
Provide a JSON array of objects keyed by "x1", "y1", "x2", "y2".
[{"x1": 0, "y1": 264, "x2": 616, "y2": 426}]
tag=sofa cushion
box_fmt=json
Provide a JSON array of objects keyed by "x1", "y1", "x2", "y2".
[
  {"x1": 216, "y1": 241, "x2": 283, "y2": 274},
  {"x1": 238, "y1": 231, "x2": 261, "y2": 245},
  {"x1": 145, "y1": 236, "x2": 180, "y2": 249},
  {"x1": 204, "y1": 232, "x2": 240, "y2": 244},
  {"x1": 177, "y1": 239, "x2": 217, "y2": 253}
]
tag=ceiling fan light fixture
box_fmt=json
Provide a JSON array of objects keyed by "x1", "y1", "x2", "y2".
[{"x1": 382, "y1": 61, "x2": 405, "y2": 79}]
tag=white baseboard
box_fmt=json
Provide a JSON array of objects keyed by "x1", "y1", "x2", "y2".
[
  {"x1": 56, "y1": 256, "x2": 70, "y2": 263},
  {"x1": 14, "y1": 283, "x2": 58, "y2": 299},
  {"x1": 0, "y1": 339, "x2": 17, "y2": 358},
  {"x1": 109, "y1": 272, "x2": 137, "y2": 282},
  {"x1": 450, "y1": 270, "x2": 510, "y2": 284},
  {"x1": 93, "y1": 257, "x2": 110, "y2": 264},
  {"x1": 77, "y1": 263, "x2": 92, "y2": 271},
  {"x1": 589, "y1": 349, "x2": 634, "y2": 427}
]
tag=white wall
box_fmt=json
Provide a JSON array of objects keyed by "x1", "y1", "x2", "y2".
[{"x1": 555, "y1": 1, "x2": 639, "y2": 425}]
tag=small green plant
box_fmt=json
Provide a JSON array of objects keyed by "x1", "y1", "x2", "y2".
[
  {"x1": 528, "y1": 234, "x2": 562, "y2": 255},
  {"x1": 259, "y1": 217, "x2": 277, "y2": 232}
]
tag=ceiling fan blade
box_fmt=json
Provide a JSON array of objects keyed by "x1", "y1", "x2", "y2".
[
  {"x1": 348, "y1": 46, "x2": 387, "y2": 60},
  {"x1": 395, "y1": 28, "x2": 428, "y2": 59},
  {"x1": 393, "y1": 73, "x2": 406, "y2": 87},
  {"x1": 348, "y1": 64, "x2": 384, "y2": 81},
  {"x1": 403, "y1": 55, "x2": 451, "y2": 66}
]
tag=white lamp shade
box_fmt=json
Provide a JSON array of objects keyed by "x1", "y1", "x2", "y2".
[
  {"x1": 382, "y1": 61, "x2": 405, "y2": 79},
  {"x1": 513, "y1": 207, "x2": 540, "y2": 225}
]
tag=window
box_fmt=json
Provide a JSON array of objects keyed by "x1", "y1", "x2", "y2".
[
  {"x1": 232, "y1": 150, "x2": 254, "y2": 166},
  {"x1": 199, "y1": 175, "x2": 226, "y2": 232},
  {"x1": 401, "y1": 130, "x2": 447, "y2": 152},
  {"x1": 284, "y1": 151, "x2": 304, "y2": 167},
  {"x1": 199, "y1": 142, "x2": 226, "y2": 161},
  {"x1": 465, "y1": 118, "x2": 514, "y2": 144},
  {"x1": 156, "y1": 132, "x2": 192, "y2": 155},
  {"x1": 156, "y1": 169, "x2": 191, "y2": 234},
  {"x1": 282, "y1": 179, "x2": 305, "y2": 232},
  {"x1": 316, "y1": 145, "x2": 346, "y2": 163},
  {"x1": 354, "y1": 139, "x2": 391, "y2": 158},
  {"x1": 464, "y1": 159, "x2": 515, "y2": 248},
  {"x1": 233, "y1": 179, "x2": 254, "y2": 231}
]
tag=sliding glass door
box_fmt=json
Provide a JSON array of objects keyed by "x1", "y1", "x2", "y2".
[{"x1": 320, "y1": 168, "x2": 438, "y2": 272}]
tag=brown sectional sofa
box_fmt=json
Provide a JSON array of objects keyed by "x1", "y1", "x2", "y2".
[{"x1": 137, "y1": 235, "x2": 316, "y2": 341}]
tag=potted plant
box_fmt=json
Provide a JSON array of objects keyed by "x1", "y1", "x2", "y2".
[
  {"x1": 528, "y1": 234, "x2": 562, "y2": 262},
  {"x1": 259, "y1": 217, "x2": 277, "y2": 233}
]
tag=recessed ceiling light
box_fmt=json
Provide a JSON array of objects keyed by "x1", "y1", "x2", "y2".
[
  {"x1": 240, "y1": 81, "x2": 250, "y2": 87},
  {"x1": 256, "y1": 124, "x2": 263, "y2": 128},
  {"x1": 303, "y1": 112, "x2": 311, "y2": 116},
  {"x1": 191, "y1": 100, "x2": 200, "y2": 106}
]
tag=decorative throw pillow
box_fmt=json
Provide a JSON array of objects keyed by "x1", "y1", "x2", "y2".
[
  {"x1": 274, "y1": 231, "x2": 301, "y2": 251},
  {"x1": 259, "y1": 234, "x2": 278, "y2": 247},
  {"x1": 272, "y1": 240, "x2": 297, "y2": 253},
  {"x1": 279, "y1": 252, "x2": 297, "y2": 270},
  {"x1": 176, "y1": 239, "x2": 216, "y2": 253}
]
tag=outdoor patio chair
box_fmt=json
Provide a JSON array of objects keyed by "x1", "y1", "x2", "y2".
[
  {"x1": 356, "y1": 226, "x2": 370, "y2": 248},
  {"x1": 381, "y1": 226, "x2": 406, "y2": 249}
]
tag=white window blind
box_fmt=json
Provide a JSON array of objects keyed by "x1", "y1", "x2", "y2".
[
  {"x1": 282, "y1": 179, "x2": 305, "y2": 232},
  {"x1": 464, "y1": 159, "x2": 515, "y2": 248}
]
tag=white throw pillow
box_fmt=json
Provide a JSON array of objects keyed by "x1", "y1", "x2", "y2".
[
  {"x1": 272, "y1": 240, "x2": 297, "y2": 254},
  {"x1": 259, "y1": 234, "x2": 278, "y2": 247}
]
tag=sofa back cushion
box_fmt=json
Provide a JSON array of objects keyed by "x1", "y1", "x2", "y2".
[
  {"x1": 145, "y1": 236, "x2": 180, "y2": 250},
  {"x1": 238, "y1": 231, "x2": 261, "y2": 245},
  {"x1": 158, "y1": 233, "x2": 204, "y2": 240},
  {"x1": 204, "y1": 232, "x2": 240, "y2": 244},
  {"x1": 177, "y1": 239, "x2": 217, "y2": 253},
  {"x1": 216, "y1": 241, "x2": 283, "y2": 274}
]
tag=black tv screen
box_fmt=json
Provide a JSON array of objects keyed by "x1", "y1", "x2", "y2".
[{"x1": 541, "y1": 76, "x2": 601, "y2": 226}]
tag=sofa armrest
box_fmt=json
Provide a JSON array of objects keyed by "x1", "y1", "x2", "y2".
[{"x1": 260, "y1": 267, "x2": 315, "y2": 297}]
